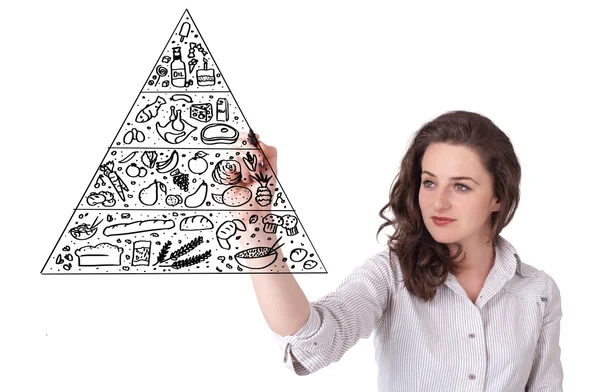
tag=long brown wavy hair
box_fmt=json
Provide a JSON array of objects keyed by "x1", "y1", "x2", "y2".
[{"x1": 376, "y1": 110, "x2": 521, "y2": 302}]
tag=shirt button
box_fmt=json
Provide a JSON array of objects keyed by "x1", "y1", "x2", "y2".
[
  {"x1": 469, "y1": 333, "x2": 476, "y2": 339},
  {"x1": 469, "y1": 374, "x2": 476, "y2": 380}
]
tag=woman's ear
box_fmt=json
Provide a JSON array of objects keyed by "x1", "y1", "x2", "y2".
[{"x1": 492, "y1": 196, "x2": 501, "y2": 212}]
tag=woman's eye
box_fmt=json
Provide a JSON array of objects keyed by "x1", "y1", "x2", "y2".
[{"x1": 421, "y1": 180, "x2": 470, "y2": 192}]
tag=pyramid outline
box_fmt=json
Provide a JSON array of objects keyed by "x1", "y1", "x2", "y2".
[{"x1": 41, "y1": 9, "x2": 327, "y2": 275}]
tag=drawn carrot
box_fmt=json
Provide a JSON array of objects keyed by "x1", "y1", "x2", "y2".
[{"x1": 99, "y1": 161, "x2": 129, "y2": 201}]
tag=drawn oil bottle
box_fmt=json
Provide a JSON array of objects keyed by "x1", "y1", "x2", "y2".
[{"x1": 171, "y1": 47, "x2": 187, "y2": 88}]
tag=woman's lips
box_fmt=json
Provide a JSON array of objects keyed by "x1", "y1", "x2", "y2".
[{"x1": 432, "y1": 217, "x2": 455, "y2": 226}]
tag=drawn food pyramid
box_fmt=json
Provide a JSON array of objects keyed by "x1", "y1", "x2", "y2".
[{"x1": 41, "y1": 9, "x2": 326, "y2": 275}]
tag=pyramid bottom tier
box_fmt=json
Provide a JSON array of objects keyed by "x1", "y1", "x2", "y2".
[{"x1": 41, "y1": 209, "x2": 325, "y2": 274}]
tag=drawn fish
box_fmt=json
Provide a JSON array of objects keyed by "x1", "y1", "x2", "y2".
[{"x1": 136, "y1": 96, "x2": 166, "y2": 123}]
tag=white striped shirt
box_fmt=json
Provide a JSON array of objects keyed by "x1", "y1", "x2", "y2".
[{"x1": 272, "y1": 235, "x2": 563, "y2": 391}]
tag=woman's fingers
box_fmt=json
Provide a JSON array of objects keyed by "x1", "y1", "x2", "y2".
[
  {"x1": 236, "y1": 153, "x2": 253, "y2": 184},
  {"x1": 235, "y1": 131, "x2": 278, "y2": 179}
]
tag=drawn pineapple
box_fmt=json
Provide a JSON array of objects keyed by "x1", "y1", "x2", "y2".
[{"x1": 251, "y1": 172, "x2": 273, "y2": 206}]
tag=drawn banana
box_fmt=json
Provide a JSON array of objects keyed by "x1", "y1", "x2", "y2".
[
  {"x1": 216, "y1": 219, "x2": 247, "y2": 250},
  {"x1": 156, "y1": 150, "x2": 179, "y2": 173}
]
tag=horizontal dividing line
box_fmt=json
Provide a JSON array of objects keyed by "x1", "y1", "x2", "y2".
[
  {"x1": 108, "y1": 147, "x2": 258, "y2": 150},
  {"x1": 41, "y1": 271, "x2": 327, "y2": 275},
  {"x1": 140, "y1": 90, "x2": 232, "y2": 94},
  {"x1": 74, "y1": 208, "x2": 296, "y2": 212}
]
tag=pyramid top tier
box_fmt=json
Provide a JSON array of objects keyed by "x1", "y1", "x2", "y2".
[{"x1": 142, "y1": 10, "x2": 230, "y2": 93}]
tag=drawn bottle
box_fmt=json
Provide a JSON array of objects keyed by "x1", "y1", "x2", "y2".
[
  {"x1": 216, "y1": 98, "x2": 229, "y2": 121},
  {"x1": 171, "y1": 47, "x2": 186, "y2": 88}
]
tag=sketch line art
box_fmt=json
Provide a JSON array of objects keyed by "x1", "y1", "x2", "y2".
[{"x1": 41, "y1": 9, "x2": 326, "y2": 275}]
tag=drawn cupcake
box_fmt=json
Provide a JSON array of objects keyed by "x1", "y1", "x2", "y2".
[
  {"x1": 282, "y1": 215, "x2": 298, "y2": 236},
  {"x1": 262, "y1": 214, "x2": 283, "y2": 233}
]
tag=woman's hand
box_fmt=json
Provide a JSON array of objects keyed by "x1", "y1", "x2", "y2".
[
  {"x1": 228, "y1": 132, "x2": 279, "y2": 232},
  {"x1": 237, "y1": 131, "x2": 278, "y2": 183}
]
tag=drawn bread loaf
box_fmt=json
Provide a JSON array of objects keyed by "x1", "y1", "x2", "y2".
[
  {"x1": 103, "y1": 219, "x2": 175, "y2": 236},
  {"x1": 180, "y1": 215, "x2": 214, "y2": 231},
  {"x1": 75, "y1": 243, "x2": 123, "y2": 266}
]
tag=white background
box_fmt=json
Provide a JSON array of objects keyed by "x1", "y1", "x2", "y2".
[{"x1": 1, "y1": 0, "x2": 598, "y2": 390}]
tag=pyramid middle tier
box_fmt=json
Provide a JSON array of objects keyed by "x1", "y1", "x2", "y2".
[{"x1": 80, "y1": 147, "x2": 289, "y2": 211}]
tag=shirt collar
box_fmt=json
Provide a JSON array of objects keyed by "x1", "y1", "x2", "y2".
[
  {"x1": 495, "y1": 235, "x2": 518, "y2": 280},
  {"x1": 494, "y1": 235, "x2": 533, "y2": 279},
  {"x1": 445, "y1": 235, "x2": 529, "y2": 283}
]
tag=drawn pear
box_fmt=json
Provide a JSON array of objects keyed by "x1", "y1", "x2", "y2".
[{"x1": 139, "y1": 179, "x2": 167, "y2": 206}]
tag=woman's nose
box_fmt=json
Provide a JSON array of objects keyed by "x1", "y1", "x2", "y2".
[{"x1": 433, "y1": 188, "x2": 451, "y2": 210}]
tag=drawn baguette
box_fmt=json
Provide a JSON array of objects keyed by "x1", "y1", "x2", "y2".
[{"x1": 103, "y1": 219, "x2": 175, "y2": 236}]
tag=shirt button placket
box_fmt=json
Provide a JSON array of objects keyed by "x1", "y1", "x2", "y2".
[{"x1": 467, "y1": 331, "x2": 477, "y2": 379}]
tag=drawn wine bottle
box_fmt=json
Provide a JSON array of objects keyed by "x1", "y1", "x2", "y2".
[{"x1": 170, "y1": 47, "x2": 187, "y2": 88}]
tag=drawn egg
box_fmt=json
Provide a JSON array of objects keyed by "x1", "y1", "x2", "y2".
[
  {"x1": 123, "y1": 130, "x2": 134, "y2": 144},
  {"x1": 290, "y1": 248, "x2": 307, "y2": 262},
  {"x1": 135, "y1": 129, "x2": 145, "y2": 142}
]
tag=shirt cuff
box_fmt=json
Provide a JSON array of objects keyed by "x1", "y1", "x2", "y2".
[{"x1": 271, "y1": 305, "x2": 325, "y2": 374}]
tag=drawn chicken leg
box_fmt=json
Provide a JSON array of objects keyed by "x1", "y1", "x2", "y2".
[{"x1": 155, "y1": 106, "x2": 198, "y2": 144}]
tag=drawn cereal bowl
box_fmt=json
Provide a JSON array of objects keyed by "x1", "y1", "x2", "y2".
[
  {"x1": 69, "y1": 224, "x2": 98, "y2": 240},
  {"x1": 235, "y1": 247, "x2": 278, "y2": 269},
  {"x1": 68, "y1": 217, "x2": 103, "y2": 241}
]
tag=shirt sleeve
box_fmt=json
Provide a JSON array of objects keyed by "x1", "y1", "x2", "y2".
[
  {"x1": 271, "y1": 251, "x2": 395, "y2": 375},
  {"x1": 525, "y1": 273, "x2": 564, "y2": 391}
]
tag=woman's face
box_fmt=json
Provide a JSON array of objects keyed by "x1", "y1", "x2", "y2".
[{"x1": 418, "y1": 143, "x2": 500, "y2": 248}]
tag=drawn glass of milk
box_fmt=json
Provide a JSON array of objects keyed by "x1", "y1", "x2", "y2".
[{"x1": 132, "y1": 240, "x2": 151, "y2": 266}]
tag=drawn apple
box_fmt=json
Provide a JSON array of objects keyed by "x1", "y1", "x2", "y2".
[{"x1": 188, "y1": 151, "x2": 209, "y2": 174}]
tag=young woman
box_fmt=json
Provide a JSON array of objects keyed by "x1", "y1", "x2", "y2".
[{"x1": 236, "y1": 111, "x2": 563, "y2": 391}]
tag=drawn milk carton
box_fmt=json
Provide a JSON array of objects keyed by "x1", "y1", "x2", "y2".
[{"x1": 216, "y1": 98, "x2": 229, "y2": 121}]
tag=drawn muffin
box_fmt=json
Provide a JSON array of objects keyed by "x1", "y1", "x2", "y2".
[
  {"x1": 282, "y1": 215, "x2": 298, "y2": 236},
  {"x1": 262, "y1": 214, "x2": 283, "y2": 233}
]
